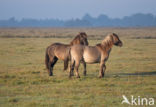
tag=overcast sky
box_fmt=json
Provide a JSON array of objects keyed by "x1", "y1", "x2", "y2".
[{"x1": 0, "y1": 0, "x2": 156, "y2": 20}]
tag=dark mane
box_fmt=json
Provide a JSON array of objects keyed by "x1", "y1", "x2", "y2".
[
  {"x1": 95, "y1": 35, "x2": 113, "y2": 52},
  {"x1": 70, "y1": 32, "x2": 88, "y2": 45}
]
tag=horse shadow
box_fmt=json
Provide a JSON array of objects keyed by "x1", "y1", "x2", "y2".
[{"x1": 116, "y1": 71, "x2": 156, "y2": 76}]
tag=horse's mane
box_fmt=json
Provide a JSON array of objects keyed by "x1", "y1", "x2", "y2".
[
  {"x1": 70, "y1": 32, "x2": 87, "y2": 45},
  {"x1": 96, "y1": 33, "x2": 114, "y2": 51}
]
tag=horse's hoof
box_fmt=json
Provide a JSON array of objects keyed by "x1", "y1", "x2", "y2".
[
  {"x1": 49, "y1": 74, "x2": 53, "y2": 76},
  {"x1": 69, "y1": 73, "x2": 74, "y2": 76},
  {"x1": 76, "y1": 76, "x2": 80, "y2": 78},
  {"x1": 98, "y1": 75, "x2": 104, "y2": 78},
  {"x1": 83, "y1": 74, "x2": 87, "y2": 76},
  {"x1": 83, "y1": 71, "x2": 87, "y2": 76}
]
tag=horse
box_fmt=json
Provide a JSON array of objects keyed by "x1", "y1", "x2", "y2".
[
  {"x1": 69, "y1": 33, "x2": 123, "y2": 78},
  {"x1": 45, "y1": 32, "x2": 89, "y2": 76}
]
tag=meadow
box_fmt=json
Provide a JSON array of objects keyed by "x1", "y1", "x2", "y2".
[{"x1": 0, "y1": 28, "x2": 156, "y2": 107}]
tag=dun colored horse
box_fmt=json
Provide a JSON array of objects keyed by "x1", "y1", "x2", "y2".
[
  {"x1": 69, "y1": 33, "x2": 123, "y2": 78},
  {"x1": 45, "y1": 32, "x2": 88, "y2": 76}
]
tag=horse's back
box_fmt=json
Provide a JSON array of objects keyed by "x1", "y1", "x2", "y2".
[{"x1": 48, "y1": 43, "x2": 70, "y2": 60}]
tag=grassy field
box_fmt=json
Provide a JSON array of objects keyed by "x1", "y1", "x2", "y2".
[{"x1": 0, "y1": 28, "x2": 156, "y2": 107}]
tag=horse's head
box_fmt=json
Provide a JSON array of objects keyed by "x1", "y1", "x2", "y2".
[
  {"x1": 79, "y1": 32, "x2": 89, "y2": 46},
  {"x1": 101, "y1": 33, "x2": 123, "y2": 48},
  {"x1": 111, "y1": 33, "x2": 123, "y2": 47}
]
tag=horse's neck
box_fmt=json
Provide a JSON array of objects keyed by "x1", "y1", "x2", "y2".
[
  {"x1": 70, "y1": 41, "x2": 79, "y2": 46},
  {"x1": 69, "y1": 42, "x2": 73, "y2": 46},
  {"x1": 96, "y1": 43, "x2": 112, "y2": 63},
  {"x1": 102, "y1": 41, "x2": 113, "y2": 52},
  {"x1": 70, "y1": 36, "x2": 80, "y2": 45},
  {"x1": 96, "y1": 43, "x2": 113, "y2": 53}
]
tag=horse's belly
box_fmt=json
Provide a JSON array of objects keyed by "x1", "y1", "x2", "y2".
[{"x1": 83, "y1": 53, "x2": 101, "y2": 63}]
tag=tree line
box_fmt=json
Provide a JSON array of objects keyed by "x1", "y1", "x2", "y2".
[{"x1": 0, "y1": 13, "x2": 156, "y2": 27}]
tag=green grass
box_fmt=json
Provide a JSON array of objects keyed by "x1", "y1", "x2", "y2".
[{"x1": 0, "y1": 28, "x2": 156, "y2": 107}]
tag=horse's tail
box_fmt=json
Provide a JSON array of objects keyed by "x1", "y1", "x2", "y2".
[
  {"x1": 45, "y1": 47, "x2": 50, "y2": 70},
  {"x1": 64, "y1": 58, "x2": 69, "y2": 71}
]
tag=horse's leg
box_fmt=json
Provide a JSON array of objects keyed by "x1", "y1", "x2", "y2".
[
  {"x1": 48, "y1": 62, "x2": 52, "y2": 76},
  {"x1": 49, "y1": 57, "x2": 58, "y2": 76},
  {"x1": 69, "y1": 59, "x2": 75, "y2": 78},
  {"x1": 99, "y1": 62, "x2": 106, "y2": 78},
  {"x1": 102, "y1": 64, "x2": 106, "y2": 77},
  {"x1": 75, "y1": 61, "x2": 80, "y2": 78},
  {"x1": 82, "y1": 60, "x2": 87, "y2": 76}
]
